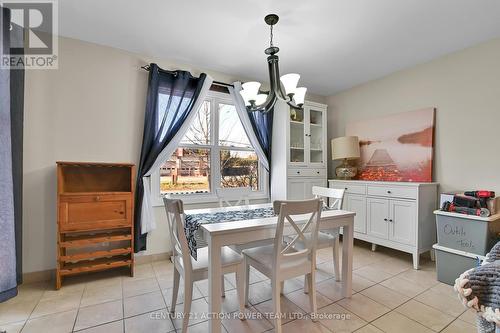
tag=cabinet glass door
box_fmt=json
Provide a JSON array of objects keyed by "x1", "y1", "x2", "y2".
[
  {"x1": 309, "y1": 109, "x2": 324, "y2": 164},
  {"x1": 289, "y1": 108, "x2": 305, "y2": 164}
]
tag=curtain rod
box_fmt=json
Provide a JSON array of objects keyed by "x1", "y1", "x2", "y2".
[{"x1": 140, "y1": 65, "x2": 234, "y2": 88}]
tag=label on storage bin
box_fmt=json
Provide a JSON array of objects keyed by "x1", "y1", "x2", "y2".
[{"x1": 442, "y1": 224, "x2": 474, "y2": 250}]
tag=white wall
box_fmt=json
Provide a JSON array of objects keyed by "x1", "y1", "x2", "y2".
[
  {"x1": 327, "y1": 38, "x2": 500, "y2": 193},
  {"x1": 23, "y1": 36, "x2": 326, "y2": 273}
]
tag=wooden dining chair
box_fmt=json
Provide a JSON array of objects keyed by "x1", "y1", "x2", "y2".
[
  {"x1": 215, "y1": 187, "x2": 251, "y2": 207},
  {"x1": 163, "y1": 198, "x2": 246, "y2": 333},
  {"x1": 242, "y1": 199, "x2": 322, "y2": 333}
]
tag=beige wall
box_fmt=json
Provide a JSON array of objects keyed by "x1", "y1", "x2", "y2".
[
  {"x1": 23, "y1": 36, "x2": 326, "y2": 273},
  {"x1": 327, "y1": 38, "x2": 500, "y2": 193}
]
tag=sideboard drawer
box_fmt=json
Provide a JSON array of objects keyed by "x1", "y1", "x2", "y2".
[
  {"x1": 59, "y1": 194, "x2": 132, "y2": 232},
  {"x1": 288, "y1": 168, "x2": 326, "y2": 177},
  {"x1": 331, "y1": 182, "x2": 366, "y2": 195},
  {"x1": 367, "y1": 185, "x2": 417, "y2": 200}
]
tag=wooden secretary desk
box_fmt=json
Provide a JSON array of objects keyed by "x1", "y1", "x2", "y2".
[{"x1": 56, "y1": 161, "x2": 135, "y2": 289}]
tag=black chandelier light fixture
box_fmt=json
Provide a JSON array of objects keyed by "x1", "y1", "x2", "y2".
[{"x1": 240, "y1": 14, "x2": 307, "y2": 113}]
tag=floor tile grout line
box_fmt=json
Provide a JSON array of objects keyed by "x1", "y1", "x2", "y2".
[
  {"x1": 362, "y1": 277, "x2": 465, "y2": 333},
  {"x1": 438, "y1": 318, "x2": 471, "y2": 333},
  {"x1": 72, "y1": 319, "x2": 123, "y2": 333},
  {"x1": 71, "y1": 282, "x2": 87, "y2": 332},
  {"x1": 121, "y1": 273, "x2": 125, "y2": 333},
  {"x1": 72, "y1": 299, "x2": 124, "y2": 331},
  {"x1": 14, "y1": 282, "x2": 47, "y2": 332},
  {"x1": 392, "y1": 300, "x2": 451, "y2": 333},
  {"x1": 370, "y1": 307, "x2": 440, "y2": 333},
  {"x1": 400, "y1": 282, "x2": 468, "y2": 319},
  {"x1": 315, "y1": 258, "x2": 447, "y2": 331},
  {"x1": 357, "y1": 281, "x2": 412, "y2": 308},
  {"x1": 151, "y1": 263, "x2": 176, "y2": 331}
]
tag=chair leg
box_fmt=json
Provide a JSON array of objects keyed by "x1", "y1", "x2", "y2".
[
  {"x1": 303, "y1": 274, "x2": 309, "y2": 294},
  {"x1": 333, "y1": 238, "x2": 341, "y2": 282},
  {"x1": 221, "y1": 276, "x2": 226, "y2": 297},
  {"x1": 272, "y1": 279, "x2": 282, "y2": 333},
  {"x1": 308, "y1": 272, "x2": 318, "y2": 321},
  {"x1": 181, "y1": 279, "x2": 193, "y2": 333},
  {"x1": 170, "y1": 268, "x2": 180, "y2": 313},
  {"x1": 244, "y1": 261, "x2": 250, "y2": 307},
  {"x1": 235, "y1": 264, "x2": 246, "y2": 319},
  {"x1": 280, "y1": 281, "x2": 285, "y2": 295}
]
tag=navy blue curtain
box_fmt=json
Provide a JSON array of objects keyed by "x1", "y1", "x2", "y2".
[
  {"x1": 134, "y1": 63, "x2": 208, "y2": 252},
  {"x1": 11, "y1": 17, "x2": 24, "y2": 288},
  {"x1": 1, "y1": 6, "x2": 24, "y2": 303},
  {"x1": 248, "y1": 109, "x2": 273, "y2": 180}
]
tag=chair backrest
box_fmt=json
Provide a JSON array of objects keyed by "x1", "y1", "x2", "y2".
[
  {"x1": 272, "y1": 199, "x2": 322, "y2": 270},
  {"x1": 312, "y1": 186, "x2": 345, "y2": 209},
  {"x1": 163, "y1": 198, "x2": 192, "y2": 272},
  {"x1": 215, "y1": 187, "x2": 251, "y2": 207}
]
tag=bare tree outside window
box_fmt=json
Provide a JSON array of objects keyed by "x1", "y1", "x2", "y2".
[
  {"x1": 181, "y1": 101, "x2": 211, "y2": 145},
  {"x1": 220, "y1": 150, "x2": 259, "y2": 190},
  {"x1": 160, "y1": 97, "x2": 260, "y2": 195}
]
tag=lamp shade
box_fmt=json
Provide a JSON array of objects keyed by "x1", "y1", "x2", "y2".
[
  {"x1": 255, "y1": 94, "x2": 268, "y2": 105},
  {"x1": 239, "y1": 89, "x2": 252, "y2": 106},
  {"x1": 331, "y1": 136, "x2": 360, "y2": 160},
  {"x1": 280, "y1": 73, "x2": 300, "y2": 95},
  {"x1": 293, "y1": 87, "x2": 307, "y2": 106},
  {"x1": 242, "y1": 81, "x2": 261, "y2": 101}
]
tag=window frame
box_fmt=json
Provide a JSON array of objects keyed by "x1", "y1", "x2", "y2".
[{"x1": 151, "y1": 90, "x2": 269, "y2": 205}]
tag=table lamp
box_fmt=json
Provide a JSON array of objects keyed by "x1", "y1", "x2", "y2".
[{"x1": 332, "y1": 136, "x2": 360, "y2": 179}]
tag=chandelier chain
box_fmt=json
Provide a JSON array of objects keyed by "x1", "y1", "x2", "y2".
[{"x1": 269, "y1": 24, "x2": 274, "y2": 47}]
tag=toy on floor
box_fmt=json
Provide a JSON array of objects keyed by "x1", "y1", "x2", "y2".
[{"x1": 454, "y1": 241, "x2": 500, "y2": 333}]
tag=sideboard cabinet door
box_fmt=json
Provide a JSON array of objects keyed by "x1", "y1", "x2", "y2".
[
  {"x1": 366, "y1": 197, "x2": 389, "y2": 239},
  {"x1": 389, "y1": 200, "x2": 417, "y2": 246},
  {"x1": 345, "y1": 194, "x2": 367, "y2": 234}
]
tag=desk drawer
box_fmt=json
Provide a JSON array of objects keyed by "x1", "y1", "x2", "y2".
[
  {"x1": 367, "y1": 185, "x2": 417, "y2": 199},
  {"x1": 59, "y1": 194, "x2": 132, "y2": 232},
  {"x1": 330, "y1": 182, "x2": 366, "y2": 195},
  {"x1": 288, "y1": 168, "x2": 326, "y2": 177}
]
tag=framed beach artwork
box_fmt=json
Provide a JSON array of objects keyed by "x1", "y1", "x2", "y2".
[{"x1": 346, "y1": 108, "x2": 436, "y2": 182}]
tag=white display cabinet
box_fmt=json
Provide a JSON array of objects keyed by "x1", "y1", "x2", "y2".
[{"x1": 271, "y1": 100, "x2": 328, "y2": 201}]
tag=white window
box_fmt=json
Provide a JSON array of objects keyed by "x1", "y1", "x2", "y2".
[{"x1": 152, "y1": 91, "x2": 268, "y2": 204}]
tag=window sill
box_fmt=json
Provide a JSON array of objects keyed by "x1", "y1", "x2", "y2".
[{"x1": 152, "y1": 192, "x2": 269, "y2": 207}]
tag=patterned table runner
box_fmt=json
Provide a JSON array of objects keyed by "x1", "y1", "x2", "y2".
[{"x1": 184, "y1": 207, "x2": 276, "y2": 259}]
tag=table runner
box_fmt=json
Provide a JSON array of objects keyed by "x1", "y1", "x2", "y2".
[{"x1": 185, "y1": 207, "x2": 276, "y2": 259}]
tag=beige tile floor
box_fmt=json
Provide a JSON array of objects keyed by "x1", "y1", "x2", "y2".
[{"x1": 0, "y1": 241, "x2": 478, "y2": 333}]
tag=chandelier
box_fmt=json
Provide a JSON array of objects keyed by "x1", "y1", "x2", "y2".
[{"x1": 239, "y1": 14, "x2": 307, "y2": 113}]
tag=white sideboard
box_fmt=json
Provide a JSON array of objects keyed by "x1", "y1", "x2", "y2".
[
  {"x1": 329, "y1": 180, "x2": 438, "y2": 269},
  {"x1": 271, "y1": 100, "x2": 328, "y2": 201}
]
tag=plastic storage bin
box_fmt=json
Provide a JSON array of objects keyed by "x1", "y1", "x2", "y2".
[
  {"x1": 432, "y1": 244, "x2": 485, "y2": 285},
  {"x1": 434, "y1": 210, "x2": 500, "y2": 255}
]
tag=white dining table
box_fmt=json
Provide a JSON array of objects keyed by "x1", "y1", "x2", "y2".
[{"x1": 185, "y1": 203, "x2": 355, "y2": 333}]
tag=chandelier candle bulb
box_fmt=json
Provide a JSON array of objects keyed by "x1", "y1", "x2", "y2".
[
  {"x1": 280, "y1": 73, "x2": 301, "y2": 96},
  {"x1": 294, "y1": 87, "x2": 307, "y2": 106},
  {"x1": 239, "y1": 89, "x2": 252, "y2": 106},
  {"x1": 242, "y1": 81, "x2": 261, "y2": 100},
  {"x1": 255, "y1": 94, "x2": 268, "y2": 105}
]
